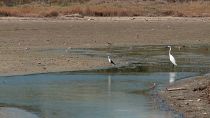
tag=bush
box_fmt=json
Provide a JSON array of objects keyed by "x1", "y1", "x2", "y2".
[
  {"x1": 0, "y1": 8, "x2": 13, "y2": 16},
  {"x1": 44, "y1": 10, "x2": 59, "y2": 17}
]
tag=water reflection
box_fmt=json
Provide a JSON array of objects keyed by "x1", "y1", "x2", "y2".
[
  {"x1": 107, "y1": 75, "x2": 112, "y2": 95},
  {"x1": 169, "y1": 72, "x2": 176, "y2": 84},
  {"x1": 0, "y1": 72, "x2": 197, "y2": 118}
]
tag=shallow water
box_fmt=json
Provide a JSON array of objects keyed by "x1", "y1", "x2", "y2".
[
  {"x1": 0, "y1": 72, "x2": 198, "y2": 118},
  {"x1": 0, "y1": 45, "x2": 210, "y2": 118},
  {"x1": 92, "y1": 45, "x2": 210, "y2": 73},
  {"x1": 37, "y1": 45, "x2": 210, "y2": 73}
]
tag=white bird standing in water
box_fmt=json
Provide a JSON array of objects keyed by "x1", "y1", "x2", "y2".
[
  {"x1": 168, "y1": 46, "x2": 177, "y2": 66},
  {"x1": 108, "y1": 56, "x2": 116, "y2": 65}
]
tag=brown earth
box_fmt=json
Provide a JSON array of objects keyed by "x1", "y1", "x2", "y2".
[{"x1": 159, "y1": 74, "x2": 210, "y2": 118}]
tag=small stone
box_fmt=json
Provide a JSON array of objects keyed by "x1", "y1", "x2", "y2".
[
  {"x1": 25, "y1": 47, "x2": 30, "y2": 50},
  {"x1": 88, "y1": 18, "x2": 94, "y2": 21},
  {"x1": 197, "y1": 99, "x2": 201, "y2": 102}
]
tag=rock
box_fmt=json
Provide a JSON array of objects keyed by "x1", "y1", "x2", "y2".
[
  {"x1": 197, "y1": 99, "x2": 201, "y2": 102},
  {"x1": 193, "y1": 85, "x2": 207, "y2": 91},
  {"x1": 88, "y1": 18, "x2": 94, "y2": 21},
  {"x1": 203, "y1": 112, "x2": 207, "y2": 115},
  {"x1": 25, "y1": 47, "x2": 30, "y2": 50}
]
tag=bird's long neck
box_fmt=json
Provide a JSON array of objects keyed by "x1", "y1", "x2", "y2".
[{"x1": 169, "y1": 47, "x2": 171, "y2": 55}]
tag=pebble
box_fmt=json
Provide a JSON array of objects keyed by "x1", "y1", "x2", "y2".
[
  {"x1": 197, "y1": 99, "x2": 201, "y2": 102},
  {"x1": 25, "y1": 47, "x2": 30, "y2": 50}
]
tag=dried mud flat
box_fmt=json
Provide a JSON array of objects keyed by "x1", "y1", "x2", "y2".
[{"x1": 159, "y1": 74, "x2": 210, "y2": 118}]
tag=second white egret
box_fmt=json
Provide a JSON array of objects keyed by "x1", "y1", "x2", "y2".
[{"x1": 167, "y1": 46, "x2": 177, "y2": 66}]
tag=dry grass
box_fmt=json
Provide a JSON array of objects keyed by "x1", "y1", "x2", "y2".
[
  {"x1": 60, "y1": 5, "x2": 145, "y2": 16},
  {"x1": 0, "y1": 2, "x2": 210, "y2": 17},
  {"x1": 168, "y1": 2, "x2": 210, "y2": 17}
]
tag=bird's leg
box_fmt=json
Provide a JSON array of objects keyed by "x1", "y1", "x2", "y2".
[{"x1": 172, "y1": 64, "x2": 176, "y2": 71}]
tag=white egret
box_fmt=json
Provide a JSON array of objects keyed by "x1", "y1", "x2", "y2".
[
  {"x1": 167, "y1": 46, "x2": 177, "y2": 66},
  {"x1": 108, "y1": 56, "x2": 116, "y2": 65}
]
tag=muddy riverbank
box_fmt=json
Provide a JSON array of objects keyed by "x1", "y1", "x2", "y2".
[{"x1": 159, "y1": 74, "x2": 210, "y2": 118}]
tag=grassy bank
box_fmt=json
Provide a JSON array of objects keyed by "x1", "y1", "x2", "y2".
[{"x1": 0, "y1": 1, "x2": 210, "y2": 17}]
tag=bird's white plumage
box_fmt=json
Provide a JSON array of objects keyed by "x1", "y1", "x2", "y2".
[
  {"x1": 108, "y1": 56, "x2": 111, "y2": 63},
  {"x1": 168, "y1": 46, "x2": 177, "y2": 66},
  {"x1": 169, "y1": 54, "x2": 177, "y2": 66},
  {"x1": 108, "y1": 56, "x2": 115, "y2": 65}
]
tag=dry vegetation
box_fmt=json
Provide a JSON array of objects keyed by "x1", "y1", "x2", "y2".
[{"x1": 0, "y1": 0, "x2": 210, "y2": 17}]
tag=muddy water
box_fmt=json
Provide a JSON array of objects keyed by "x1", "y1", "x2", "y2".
[
  {"x1": 92, "y1": 45, "x2": 210, "y2": 73},
  {"x1": 37, "y1": 45, "x2": 210, "y2": 73}
]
